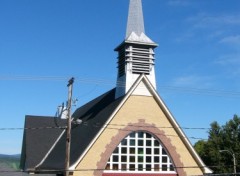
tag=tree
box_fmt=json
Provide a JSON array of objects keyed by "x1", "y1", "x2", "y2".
[{"x1": 194, "y1": 115, "x2": 240, "y2": 174}]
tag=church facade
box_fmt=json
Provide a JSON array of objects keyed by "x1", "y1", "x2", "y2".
[{"x1": 20, "y1": 0, "x2": 212, "y2": 176}]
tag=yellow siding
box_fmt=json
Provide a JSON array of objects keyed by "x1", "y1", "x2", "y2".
[{"x1": 74, "y1": 95, "x2": 203, "y2": 176}]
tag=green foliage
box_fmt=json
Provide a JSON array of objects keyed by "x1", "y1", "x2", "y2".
[
  {"x1": 0, "y1": 157, "x2": 20, "y2": 170},
  {"x1": 194, "y1": 114, "x2": 240, "y2": 174}
]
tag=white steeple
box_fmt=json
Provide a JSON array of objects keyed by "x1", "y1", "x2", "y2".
[
  {"x1": 126, "y1": 0, "x2": 145, "y2": 38},
  {"x1": 115, "y1": 0, "x2": 158, "y2": 99},
  {"x1": 125, "y1": 0, "x2": 155, "y2": 44}
]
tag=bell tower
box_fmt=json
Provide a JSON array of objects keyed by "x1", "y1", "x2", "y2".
[{"x1": 115, "y1": 0, "x2": 158, "y2": 99}]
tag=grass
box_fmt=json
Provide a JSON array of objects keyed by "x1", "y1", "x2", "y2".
[{"x1": 0, "y1": 155, "x2": 20, "y2": 170}]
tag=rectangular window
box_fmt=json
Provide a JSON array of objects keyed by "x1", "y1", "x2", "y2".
[
  {"x1": 113, "y1": 155, "x2": 118, "y2": 162},
  {"x1": 162, "y1": 156, "x2": 167, "y2": 163},
  {"x1": 146, "y1": 148, "x2": 151, "y2": 154},
  {"x1": 130, "y1": 148, "x2": 135, "y2": 154},
  {"x1": 154, "y1": 164, "x2": 160, "y2": 171},
  {"x1": 146, "y1": 133, "x2": 151, "y2": 138},
  {"x1": 129, "y1": 164, "x2": 135, "y2": 171},
  {"x1": 130, "y1": 139, "x2": 135, "y2": 146},
  {"x1": 138, "y1": 132, "x2": 144, "y2": 138},
  {"x1": 138, "y1": 164, "x2": 143, "y2": 171},
  {"x1": 146, "y1": 156, "x2": 151, "y2": 163},
  {"x1": 121, "y1": 164, "x2": 127, "y2": 171},
  {"x1": 154, "y1": 148, "x2": 159, "y2": 154},
  {"x1": 138, "y1": 156, "x2": 144, "y2": 163},
  {"x1": 138, "y1": 148, "x2": 144, "y2": 155},
  {"x1": 121, "y1": 139, "x2": 127, "y2": 146},
  {"x1": 154, "y1": 156, "x2": 159, "y2": 163},
  {"x1": 130, "y1": 156, "x2": 135, "y2": 162},
  {"x1": 146, "y1": 140, "x2": 151, "y2": 146},
  {"x1": 113, "y1": 164, "x2": 118, "y2": 170},
  {"x1": 138, "y1": 140, "x2": 143, "y2": 146},
  {"x1": 121, "y1": 155, "x2": 127, "y2": 162},
  {"x1": 162, "y1": 164, "x2": 168, "y2": 171},
  {"x1": 121, "y1": 147, "x2": 127, "y2": 154},
  {"x1": 146, "y1": 164, "x2": 152, "y2": 171}
]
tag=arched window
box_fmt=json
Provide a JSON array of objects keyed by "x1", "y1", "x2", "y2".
[{"x1": 104, "y1": 131, "x2": 176, "y2": 174}]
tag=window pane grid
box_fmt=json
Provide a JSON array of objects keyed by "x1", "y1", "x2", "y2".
[{"x1": 105, "y1": 132, "x2": 176, "y2": 173}]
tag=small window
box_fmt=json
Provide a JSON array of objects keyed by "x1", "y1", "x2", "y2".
[
  {"x1": 121, "y1": 139, "x2": 127, "y2": 145},
  {"x1": 113, "y1": 155, "x2": 118, "y2": 162},
  {"x1": 138, "y1": 156, "x2": 144, "y2": 163},
  {"x1": 121, "y1": 156, "x2": 127, "y2": 162},
  {"x1": 154, "y1": 148, "x2": 159, "y2": 154},
  {"x1": 130, "y1": 139, "x2": 135, "y2": 146},
  {"x1": 146, "y1": 140, "x2": 151, "y2": 146},
  {"x1": 130, "y1": 156, "x2": 135, "y2": 162},
  {"x1": 130, "y1": 148, "x2": 135, "y2": 154},
  {"x1": 121, "y1": 147, "x2": 127, "y2": 154},
  {"x1": 138, "y1": 140, "x2": 143, "y2": 146},
  {"x1": 122, "y1": 164, "x2": 127, "y2": 170},
  {"x1": 146, "y1": 148, "x2": 151, "y2": 154},
  {"x1": 154, "y1": 156, "x2": 159, "y2": 162},
  {"x1": 146, "y1": 156, "x2": 151, "y2": 163},
  {"x1": 138, "y1": 164, "x2": 143, "y2": 171}
]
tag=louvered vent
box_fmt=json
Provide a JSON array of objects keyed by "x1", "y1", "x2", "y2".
[
  {"x1": 117, "y1": 47, "x2": 126, "y2": 77},
  {"x1": 117, "y1": 45, "x2": 155, "y2": 77}
]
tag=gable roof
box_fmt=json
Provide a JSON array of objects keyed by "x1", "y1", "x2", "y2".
[
  {"x1": 34, "y1": 88, "x2": 124, "y2": 171},
  {"x1": 21, "y1": 76, "x2": 212, "y2": 174},
  {"x1": 73, "y1": 74, "x2": 212, "y2": 174}
]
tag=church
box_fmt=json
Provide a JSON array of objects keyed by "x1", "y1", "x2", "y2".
[{"x1": 20, "y1": 0, "x2": 212, "y2": 175}]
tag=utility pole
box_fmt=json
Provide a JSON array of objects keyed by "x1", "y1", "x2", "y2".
[{"x1": 65, "y1": 77, "x2": 74, "y2": 176}]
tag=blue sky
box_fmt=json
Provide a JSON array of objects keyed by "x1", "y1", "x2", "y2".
[{"x1": 0, "y1": 0, "x2": 240, "y2": 154}]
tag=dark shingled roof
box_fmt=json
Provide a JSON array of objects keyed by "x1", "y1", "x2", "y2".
[
  {"x1": 21, "y1": 88, "x2": 124, "y2": 172},
  {"x1": 20, "y1": 116, "x2": 66, "y2": 171}
]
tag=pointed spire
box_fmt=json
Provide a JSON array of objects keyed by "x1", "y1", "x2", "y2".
[
  {"x1": 126, "y1": 0, "x2": 145, "y2": 38},
  {"x1": 115, "y1": 0, "x2": 158, "y2": 99}
]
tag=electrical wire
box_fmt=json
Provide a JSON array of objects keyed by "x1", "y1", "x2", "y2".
[
  {"x1": 0, "y1": 75, "x2": 69, "y2": 81},
  {"x1": 0, "y1": 126, "x2": 66, "y2": 131},
  {"x1": 0, "y1": 122, "x2": 211, "y2": 131},
  {"x1": 105, "y1": 123, "x2": 211, "y2": 130},
  {"x1": 0, "y1": 123, "x2": 208, "y2": 140},
  {"x1": 1, "y1": 75, "x2": 240, "y2": 98}
]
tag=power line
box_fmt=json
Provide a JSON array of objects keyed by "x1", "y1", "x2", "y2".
[
  {"x1": 0, "y1": 126, "x2": 66, "y2": 131},
  {"x1": 1, "y1": 75, "x2": 240, "y2": 98},
  {"x1": 0, "y1": 75, "x2": 69, "y2": 81},
  {"x1": 0, "y1": 122, "x2": 211, "y2": 131},
  {"x1": 0, "y1": 123, "x2": 208, "y2": 140},
  {"x1": 105, "y1": 123, "x2": 211, "y2": 130}
]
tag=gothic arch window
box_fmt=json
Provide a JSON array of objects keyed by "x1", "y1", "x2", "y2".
[{"x1": 104, "y1": 131, "x2": 176, "y2": 174}]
